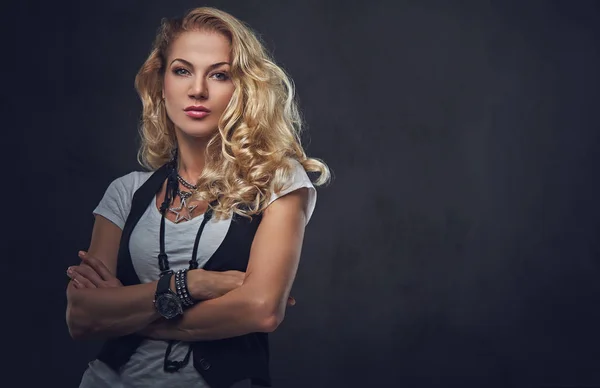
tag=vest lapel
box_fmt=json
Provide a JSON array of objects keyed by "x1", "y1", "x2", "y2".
[{"x1": 116, "y1": 163, "x2": 170, "y2": 286}]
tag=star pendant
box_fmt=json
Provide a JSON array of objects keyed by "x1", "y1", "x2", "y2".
[{"x1": 168, "y1": 197, "x2": 198, "y2": 223}]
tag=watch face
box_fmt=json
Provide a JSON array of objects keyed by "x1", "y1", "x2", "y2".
[{"x1": 155, "y1": 292, "x2": 183, "y2": 319}]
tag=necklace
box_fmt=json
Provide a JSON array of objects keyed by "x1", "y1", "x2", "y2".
[
  {"x1": 177, "y1": 174, "x2": 198, "y2": 190},
  {"x1": 158, "y1": 169, "x2": 215, "y2": 373},
  {"x1": 167, "y1": 174, "x2": 200, "y2": 223},
  {"x1": 168, "y1": 189, "x2": 198, "y2": 223}
]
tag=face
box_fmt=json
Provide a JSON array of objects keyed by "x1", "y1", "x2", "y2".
[{"x1": 162, "y1": 29, "x2": 235, "y2": 139}]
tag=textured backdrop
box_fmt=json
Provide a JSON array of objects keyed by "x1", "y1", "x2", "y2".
[{"x1": 10, "y1": 1, "x2": 600, "y2": 387}]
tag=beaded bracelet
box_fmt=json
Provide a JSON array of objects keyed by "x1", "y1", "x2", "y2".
[{"x1": 174, "y1": 269, "x2": 196, "y2": 308}]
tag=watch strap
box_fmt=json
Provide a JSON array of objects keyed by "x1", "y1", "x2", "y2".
[{"x1": 157, "y1": 271, "x2": 174, "y2": 295}]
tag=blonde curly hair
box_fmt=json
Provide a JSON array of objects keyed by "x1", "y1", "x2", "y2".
[{"x1": 134, "y1": 7, "x2": 331, "y2": 220}]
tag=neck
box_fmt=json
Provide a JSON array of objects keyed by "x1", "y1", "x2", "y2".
[{"x1": 175, "y1": 132, "x2": 209, "y2": 183}]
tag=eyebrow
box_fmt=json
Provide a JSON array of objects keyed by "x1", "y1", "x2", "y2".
[{"x1": 169, "y1": 58, "x2": 231, "y2": 71}]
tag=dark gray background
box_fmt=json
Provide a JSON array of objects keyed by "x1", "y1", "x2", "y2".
[{"x1": 9, "y1": 0, "x2": 600, "y2": 387}]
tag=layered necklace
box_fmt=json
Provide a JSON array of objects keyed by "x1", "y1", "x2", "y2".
[
  {"x1": 157, "y1": 158, "x2": 216, "y2": 372},
  {"x1": 168, "y1": 173, "x2": 199, "y2": 223}
]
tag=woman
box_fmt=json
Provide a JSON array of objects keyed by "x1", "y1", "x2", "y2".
[{"x1": 65, "y1": 6, "x2": 330, "y2": 388}]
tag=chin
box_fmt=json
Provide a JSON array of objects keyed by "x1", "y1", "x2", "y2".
[{"x1": 177, "y1": 125, "x2": 219, "y2": 138}]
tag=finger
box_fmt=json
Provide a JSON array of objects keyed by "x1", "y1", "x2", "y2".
[
  {"x1": 71, "y1": 264, "x2": 104, "y2": 286},
  {"x1": 67, "y1": 268, "x2": 89, "y2": 289},
  {"x1": 72, "y1": 263, "x2": 103, "y2": 283},
  {"x1": 70, "y1": 272, "x2": 97, "y2": 288},
  {"x1": 79, "y1": 251, "x2": 114, "y2": 281},
  {"x1": 71, "y1": 279, "x2": 82, "y2": 289},
  {"x1": 79, "y1": 251, "x2": 115, "y2": 281},
  {"x1": 287, "y1": 296, "x2": 296, "y2": 306}
]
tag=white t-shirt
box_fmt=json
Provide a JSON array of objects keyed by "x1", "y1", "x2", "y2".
[{"x1": 78, "y1": 159, "x2": 316, "y2": 388}]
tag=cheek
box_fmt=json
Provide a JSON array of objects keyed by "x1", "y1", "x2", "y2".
[
  {"x1": 215, "y1": 86, "x2": 235, "y2": 110},
  {"x1": 163, "y1": 76, "x2": 178, "y2": 98},
  {"x1": 162, "y1": 78, "x2": 181, "y2": 119}
]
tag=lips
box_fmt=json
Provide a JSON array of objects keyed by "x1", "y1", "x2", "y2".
[
  {"x1": 184, "y1": 105, "x2": 211, "y2": 119},
  {"x1": 184, "y1": 105, "x2": 211, "y2": 112}
]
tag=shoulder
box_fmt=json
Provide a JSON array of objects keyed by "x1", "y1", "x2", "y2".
[
  {"x1": 107, "y1": 170, "x2": 154, "y2": 196},
  {"x1": 267, "y1": 158, "x2": 317, "y2": 225},
  {"x1": 93, "y1": 170, "x2": 154, "y2": 230},
  {"x1": 287, "y1": 158, "x2": 313, "y2": 187},
  {"x1": 115, "y1": 170, "x2": 154, "y2": 187}
]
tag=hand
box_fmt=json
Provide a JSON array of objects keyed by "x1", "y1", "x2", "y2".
[
  {"x1": 67, "y1": 251, "x2": 123, "y2": 289},
  {"x1": 187, "y1": 269, "x2": 296, "y2": 306}
]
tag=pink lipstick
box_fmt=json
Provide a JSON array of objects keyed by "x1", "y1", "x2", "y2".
[{"x1": 184, "y1": 105, "x2": 211, "y2": 119}]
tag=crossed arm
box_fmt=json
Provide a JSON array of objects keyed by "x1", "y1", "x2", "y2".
[{"x1": 66, "y1": 187, "x2": 308, "y2": 342}]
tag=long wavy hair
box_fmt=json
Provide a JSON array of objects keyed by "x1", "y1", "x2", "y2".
[{"x1": 134, "y1": 7, "x2": 331, "y2": 220}]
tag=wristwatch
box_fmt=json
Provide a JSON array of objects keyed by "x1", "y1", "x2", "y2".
[{"x1": 153, "y1": 271, "x2": 183, "y2": 319}]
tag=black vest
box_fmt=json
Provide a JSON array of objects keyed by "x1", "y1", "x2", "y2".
[{"x1": 96, "y1": 163, "x2": 271, "y2": 388}]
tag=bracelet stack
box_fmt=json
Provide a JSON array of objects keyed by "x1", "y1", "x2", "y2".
[{"x1": 174, "y1": 269, "x2": 196, "y2": 308}]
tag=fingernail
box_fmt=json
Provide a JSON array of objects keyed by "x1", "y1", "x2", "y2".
[
  {"x1": 73, "y1": 278, "x2": 81, "y2": 285},
  {"x1": 78, "y1": 251, "x2": 85, "y2": 256},
  {"x1": 67, "y1": 267, "x2": 73, "y2": 276}
]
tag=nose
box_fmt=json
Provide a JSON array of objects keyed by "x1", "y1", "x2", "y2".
[{"x1": 188, "y1": 76, "x2": 208, "y2": 100}]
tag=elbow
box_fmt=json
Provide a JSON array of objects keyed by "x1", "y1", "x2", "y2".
[
  {"x1": 66, "y1": 303, "x2": 99, "y2": 340},
  {"x1": 252, "y1": 298, "x2": 285, "y2": 333},
  {"x1": 68, "y1": 324, "x2": 88, "y2": 340},
  {"x1": 259, "y1": 314, "x2": 283, "y2": 333},
  {"x1": 67, "y1": 317, "x2": 104, "y2": 340},
  {"x1": 66, "y1": 311, "x2": 90, "y2": 340},
  {"x1": 66, "y1": 287, "x2": 91, "y2": 340}
]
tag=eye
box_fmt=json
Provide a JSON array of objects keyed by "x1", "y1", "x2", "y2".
[
  {"x1": 210, "y1": 72, "x2": 230, "y2": 81},
  {"x1": 173, "y1": 67, "x2": 190, "y2": 76}
]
